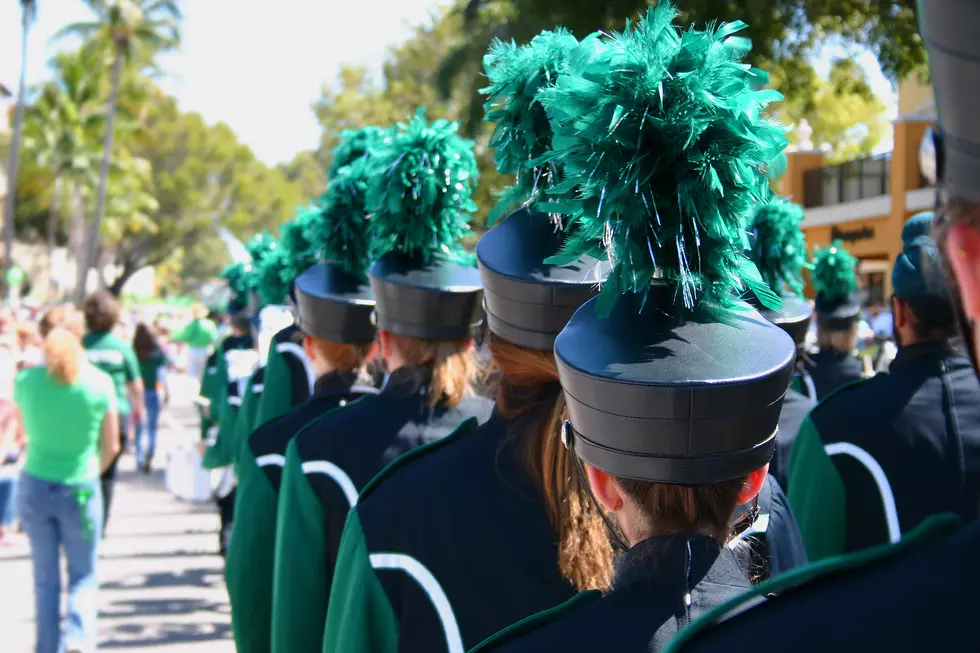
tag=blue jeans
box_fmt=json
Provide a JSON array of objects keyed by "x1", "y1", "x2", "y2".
[
  {"x1": 135, "y1": 389, "x2": 161, "y2": 468},
  {"x1": 18, "y1": 473, "x2": 103, "y2": 653},
  {"x1": 0, "y1": 468, "x2": 17, "y2": 527}
]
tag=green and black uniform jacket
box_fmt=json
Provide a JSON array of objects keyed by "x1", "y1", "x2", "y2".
[
  {"x1": 769, "y1": 387, "x2": 814, "y2": 489},
  {"x1": 663, "y1": 515, "x2": 974, "y2": 653},
  {"x1": 789, "y1": 341, "x2": 980, "y2": 561},
  {"x1": 199, "y1": 337, "x2": 252, "y2": 438},
  {"x1": 803, "y1": 349, "x2": 863, "y2": 401},
  {"x1": 227, "y1": 370, "x2": 378, "y2": 653},
  {"x1": 469, "y1": 534, "x2": 752, "y2": 653},
  {"x1": 254, "y1": 325, "x2": 316, "y2": 430},
  {"x1": 322, "y1": 407, "x2": 577, "y2": 653},
  {"x1": 203, "y1": 378, "x2": 244, "y2": 471},
  {"x1": 272, "y1": 366, "x2": 493, "y2": 653},
  {"x1": 229, "y1": 366, "x2": 267, "y2": 469}
]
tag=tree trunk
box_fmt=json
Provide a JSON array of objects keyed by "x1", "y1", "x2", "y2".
[
  {"x1": 3, "y1": 8, "x2": 32, "y2": 294},
  {"x1": 75, "y1": 53, "x2": 124, "y2": 306},
  {"x1": 108, "y1": 265, "x2": 135, "y2": 297},
  {"x1": 70, "y1": 185, "x2": 86, "y2": 299},
  {"x1": 46, "y1": 176, "x2": 62, "y2": 301}
]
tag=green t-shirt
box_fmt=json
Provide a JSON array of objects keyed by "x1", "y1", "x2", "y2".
[
  {"x1": 16, "y1": 364, "x2": 117, "y2": 484},
  {"x1": 83, "y1": 331, "x2": 141, "y2": 415},
  {"x1": 139, "y1": 349, "x2": 169, "y2": 389},
  {"x1": 175, "y1": 318, "x2": 219, "y2": 348}
]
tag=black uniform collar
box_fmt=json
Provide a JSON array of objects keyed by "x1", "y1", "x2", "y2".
[
  {"x1": 311, "y1": 370, "x2": 361, "y2": 399},
  {"x1": 615, "y1": 533, "x2": 745, "y2": 592},
  {"x1": 380, "y1": 365, "x2": 432, "y2": 398},
  {"x1": 890, "y1": 340, "x2": 970, "y2": 373}
]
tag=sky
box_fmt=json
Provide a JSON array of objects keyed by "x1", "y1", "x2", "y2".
[{"x1": 1, "y1": 1, "x2": 898, "y2": 166}]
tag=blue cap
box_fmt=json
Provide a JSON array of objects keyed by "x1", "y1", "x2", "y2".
[{"x1": 891, "y1": 212, "x2": 948, "y2": 299}]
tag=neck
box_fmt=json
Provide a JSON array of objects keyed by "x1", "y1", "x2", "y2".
[{"x1": 313, "y1": 359, "x2": 338, "y2": 377}]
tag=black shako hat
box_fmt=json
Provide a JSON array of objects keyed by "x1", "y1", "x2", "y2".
[
  {"x1": 761, "y1": 295, "x2": 812, "y2": 350},
  {"x1": 294, "y1": 261, "x2": 376, "y2": 345},
  {"x1": 477, "y1": 208, "x2": 608, "y2": 351},
  {"x1": 535, "y1": 1, "x2": 797, "y2": 485},
  {"x1": 556, "y1": 291, "x2": 795, "y2": 485},
  {"x1": 370, "y1": 252, "x2": 483, "y2": 340}
]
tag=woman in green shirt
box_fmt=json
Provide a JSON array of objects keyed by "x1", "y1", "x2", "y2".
[
  {"x1": 133, "y1": 323, "x2": 170, "y2": 474},
  {"x1": 16, "y1": 309, "x2": 120, "y2": 653}
]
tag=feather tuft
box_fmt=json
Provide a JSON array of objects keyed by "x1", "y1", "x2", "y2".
[
  {"x1": 534, "y1": 1, "x2": 788, "y2": 316},
  {"x1": 481, "y1": 28, "x2": 579, "y2": 224},
  {"x1": 330, "y1": 125, "x2": 387, "y2": 176},
  {"x1": 255, "y1": 240, "x2": 291, "y2": 306},
  {"x1": 366, "y1": 109, "x2": 479, "y2": 263},
  {"x1": 748, "y1": 199, "x2": 809, "y2": 297},
  {"x1": 811, "y1": 240, "x2": 858, "y2": 304},
  {"x1": 277, "y1": 205, "x2": 320, "y2": 285},
  {"x1": 219, "y1": 262, "x2": 251, "y2": 298}
]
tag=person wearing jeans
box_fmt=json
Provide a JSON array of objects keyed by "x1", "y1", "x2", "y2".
[
  {"x1": 133, "y1": 323, "x2": 169, "y2": 474},
  {"x1": 15, "y1": 309, "x2": 119, "y2": 653}
]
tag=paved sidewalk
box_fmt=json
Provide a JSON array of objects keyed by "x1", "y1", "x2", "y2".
[{"x1": 1, "y1": 378, "x2": 234, "y2": 652}]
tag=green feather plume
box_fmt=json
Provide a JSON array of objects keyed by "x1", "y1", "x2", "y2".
[
  {"x1": 305, "y1": 155, "x2": 375, "y2": 280},
  {"x1": 243, "y1": 232, "x2": 278, "y2": 292},
  {"x1": 535, "y1": 1, "x2": 788, "y2": 316},
  {"x1": 749, "y1": 199, "x2": 809, "y2": 298},
  {"x1": 220, "y1": 262, "x2": 251, "y2": 298},
  {"x1": 366, "y1": 109, "x2": 479, "y2": 263},
  {"x1": 482, "y1": 28, "x2": 578, "y2": 225},
  {"x1": 278, "y1": 206, "x2": 320, "y2": 284},
  {"x1": 330, "y1": 126, "x2": 387, "y2": 176},
  {"x1": 811, "y1": 240, "x2": 858, "y2": 303},
  {"x1": 255, "y1": 241, "x2": 291, "y2": 306}
]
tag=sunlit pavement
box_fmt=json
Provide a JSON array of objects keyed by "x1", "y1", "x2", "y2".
[{"x1": 1, "y1": 374, "x2": 234, "y2": 652}]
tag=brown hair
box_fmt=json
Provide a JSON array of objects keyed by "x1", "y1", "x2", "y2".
[
  {"x1": 133, "y1": 323, "x2": 161, "y2": 361},
  {"x1": 40, "y1": 306, "x2": 84, "y2": 340},
  {"x1": 44, "y1": 327, "x2": 83, "y2": 385},
  {"x1": 489, "y1": 332, "x2": 614, "y2": 592},
  {"x1": 816, "y1": 321, "x2": 858, "y2": 354},
  {"x1": 308, "y1": 336, "x2": 374, "y2": 372},
  {"x1": 82, "y1": 291, "x2": 121, "y2": 333},
  {"x1": 388, "y1": 333, "x2": 475, "y2": 408},
  {"x1": 615, "y1": 476, "x2": 745, "y2": 543}
]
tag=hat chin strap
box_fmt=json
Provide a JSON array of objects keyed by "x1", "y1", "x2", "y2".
[{"x1": 562, "y1": 420, "x2": 630, "y2": 553}]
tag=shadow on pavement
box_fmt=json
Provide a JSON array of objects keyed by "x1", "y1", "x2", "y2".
[
  {"x1": 100, "y1": 597, "x2": 227, "y2": 619},
  {"x1": 102, "y1": 566, "x2": 224, "y2": 590},
  {"x1": 101, "y1": 621, "x2": 232, "y2": 648}
]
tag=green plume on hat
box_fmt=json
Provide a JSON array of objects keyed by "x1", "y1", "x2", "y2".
[
  {"x1": 482, "y1": 28, "x2": 578, "y2": 225},
  {"x1": 255, "y1": 240, "x2": 291, "y2": 306},
  {"x1": 220, "y1": 262, "x2": 251, "y2": 298},
  {"x1": 811, "y1": 240, "x2": 858, "y2": 304},
  {"x1": 749, "y1": 199, "x2": 810, "y2": 298},
  {"x1": 366, "y1": 109, "x2": 479, "y2": 264},
  {"x1": 243, "y1": 231, "x2": 278, "y2": 293},
  {"x1": 278, "y1": 205, "x2": 320, "y2": 284},
  {"x1": 535, "y1": 1, "x2": 788, "y2": 316},
  {"x1": 305, "y1": 155, "x2": 376, "y2": 280},
  {"x1": 330, "y1": 125, "x2": 388, "y2": 176}
]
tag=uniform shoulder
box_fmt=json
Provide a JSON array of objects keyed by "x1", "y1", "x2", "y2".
[
  {"x1": 808, "y1": 373, "x2": 883, "y2": 418},
  {"x1": 664, "y1": 513, "x2": 963, "y2": 653},
  {"x1": 470, "y1": 590, "x2": 602, "y2": 652},
  {"x1": 358, "y1": 415, "x2": 482, "y2": 501}
]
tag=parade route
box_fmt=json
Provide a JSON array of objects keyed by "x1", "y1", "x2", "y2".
[{"x1": 0, "y1": 377, "x2": 234, "y2": 652}]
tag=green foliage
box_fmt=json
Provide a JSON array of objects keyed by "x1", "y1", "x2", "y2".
[
  {"x1": 537, "y1": 3, "x2": 786, "y2": 316},
  {"x1": 811, "y1": 240, "x2": 859, "y2": 303},
  {"x1": 481, "y1": 28, "x2": 578, "y2": 224},
  {"x1": 366, "y1": 110, "x2": 479, "y2": 263},
  {"x1": 774, "y1": 59, "x2": 889, "y2": 163},
  {"x1": 277, "y1": 150, "x2": 327, "y2": 200},
  {"x1": 749, "y1": 199, "x2": 809, "y2": 298}
]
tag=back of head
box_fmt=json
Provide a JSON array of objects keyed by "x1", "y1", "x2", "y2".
[
  {"x1": 45, "y1": 326, "x2": 83, "y2": 385},
  {"x1": 40, "y1": 305, "x2": 84, "y2": 340},
  {"x1": 230, "y1": 312, "x2": 252, "y2": 336},
  {"x1": 83, "y1": 291, "x2": 120, "y2": 334},
  {"x1": 892, "y1": 212, "x2": 957, "y2": 344},
  {"x1": 133, "y1": 323, "x2": 158, "y2": 361},
  {"x1": 387, "y1": 332, "x2": 475, "y2": 409}
]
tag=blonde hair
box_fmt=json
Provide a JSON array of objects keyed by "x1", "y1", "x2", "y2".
[
  {"x1": 817, "y1": 322, "x2": 858, "y2": 354},
  {"x1": 45, "y1": 327, "x2": 83, "y2": 385},
  {"x1": 489, "y1": 333, "x2": 614, "y2": 592},
  {"x1": 388, "y1": 333, "x2": 475, "y2": 408}
]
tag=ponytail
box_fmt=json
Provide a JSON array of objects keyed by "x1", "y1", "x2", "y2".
[
  {"x1": 45, "y1": 327, "x2": 82, "y2": 385},
  {"x1": 388, "y1": 333, "x2": 476, "y2": 408},
  {"x1": 489, "y1": 332, "x2": 614, "y2": 592}
]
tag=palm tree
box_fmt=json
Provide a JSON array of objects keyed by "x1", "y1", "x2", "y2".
[
  {"x1": 55, "y1": 0, "x2": 180, "y2": 303},
  {"x1": 21, "y1": 49, "x2": 105, "y2": 299},
  {"x1": 3, "y1": 0, "x2": 38, "y2": 291}
]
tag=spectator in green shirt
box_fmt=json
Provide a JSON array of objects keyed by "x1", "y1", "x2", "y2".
[
  {"x1": 174, "y1": 304, "x2": 219, "y2": 382},
  {"x1": 81, "y1": 291, "x2": 144, "y2": 533},
  {"x1": 16, "y1": 308, "x2": 119, "y2": 653},
  {"x1": 132, "y1": 323, "x2": 170, "y2": 475}
]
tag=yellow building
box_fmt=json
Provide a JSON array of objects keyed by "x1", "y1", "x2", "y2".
[{"x1": 779, "y1": 79, "x2": 937, "y2": 304}]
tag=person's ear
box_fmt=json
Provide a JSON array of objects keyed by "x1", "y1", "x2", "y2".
[
  {"x1": 947, "y1": 222, "x2": 980, "y2": 320},
  {"x1": 585, "y1": 464, "x2": 627, "y2": 513},
  {"x1": 378, "y1": 330, "x2": 393, "y2": 361},
  {"x1": 892, "y1": 296, "x2": 909, "y2": 331},
  {"x1": 737, "y1": 464, "x2": 769, "y2": 505}
]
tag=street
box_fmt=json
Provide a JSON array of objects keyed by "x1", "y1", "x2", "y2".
[{"x1": 0, "y1": 376, "x2": 234, "y2": 652}]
